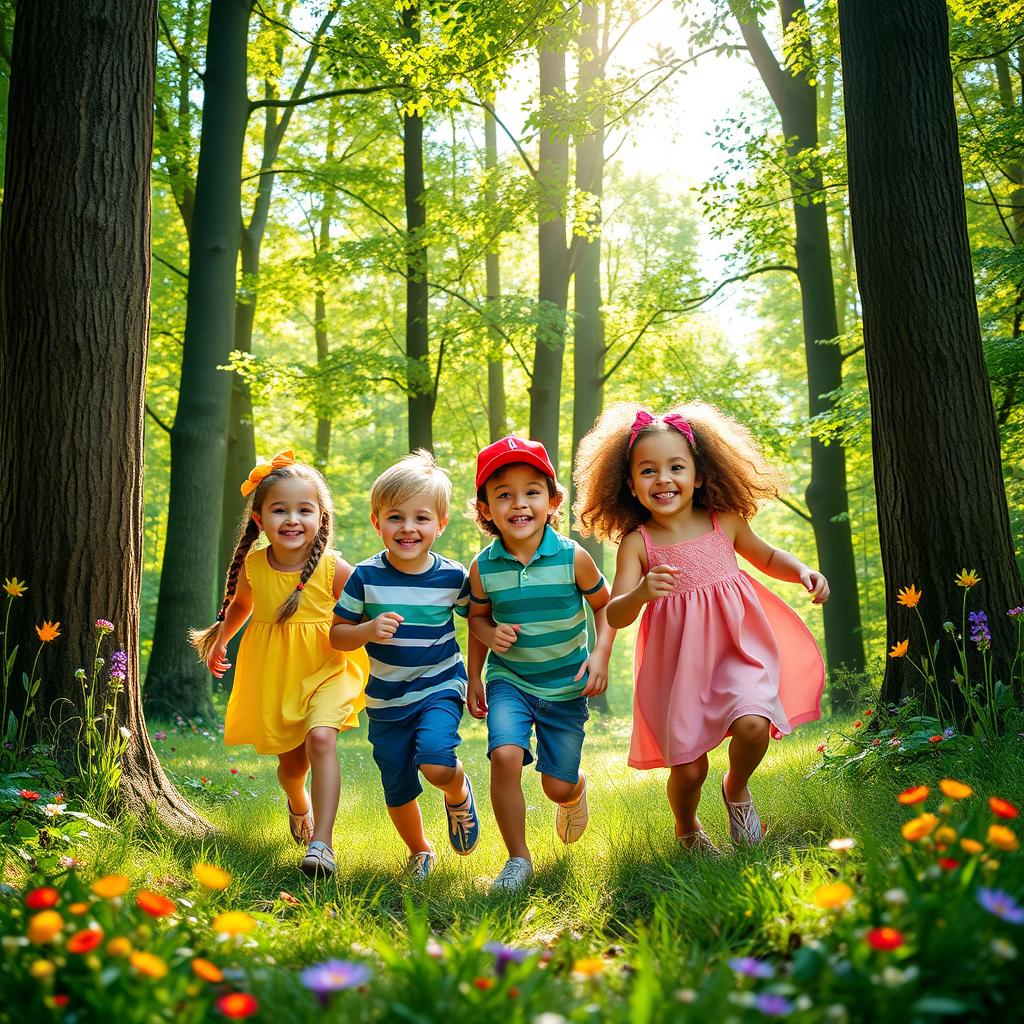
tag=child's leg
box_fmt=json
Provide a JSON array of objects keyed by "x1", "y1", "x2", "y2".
[
  {"x1": 667, "y1": 754, "x2": 709, "y2": 838},
  {"x1": 723, "y1": 715, "x2": 771, "y2": 802},
  {"x1": 419, "y1": 761, "x2": 468, "y2": 804},
  {"x1": 304, "y1": 726, "x2": 340, "y2": 846},
  {"x1": 417, "y1": 696, "x2": 469, "y2": 805},
  {"x1": 490, "y1": 744, "x2": 529, "y2": 860},
  {"x1": 367, "y1": 713, "x2": 431, "y2": 856},
  {"x1": 277, "y1": 743, "x2": 310, "y2": 813},
  {"x1": 386, "y1": 799, "x2": 432, "y2": 857},
  {"x1": 535, "y1": 694, "x2": 589, "y2": 806}
]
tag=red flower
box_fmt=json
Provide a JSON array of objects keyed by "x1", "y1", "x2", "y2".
[
  {"x1": 872, "y1": 739, "x2": 880, "y2": 746},
  {"x1": 200, "y1": 777, "x2": 209, "y2": 784},
  {"x1": 230, "y1": 768, "x2": 238, "y2": 775},
  {"x1": 864, "y1": 708, "x2": 873, "y2": 716},
  {"x1": 990, "y1": 797, "x2": 1020, "y2": 820},
  {"x1": 508, "y1": 987, "x2": 520, "y2": 999},
  {"x1": 816, "y1": 743, "x2": 826, "y2": 753},
  {"x1": 20, "y1": 790, "x2": 40, "y2": 801},
  {"x1": 217, "y1": 993, "x2": 259, "y2": 1019},
  {"x1": 853, "y1": 720, "x2": 863, "y2": 729},
  {"x1": 928, "y1": 735, "x2": 943, "y2": 743},
  {"x1": 136, "y1": 891, "x2": 176, "y2": 918},
  {"x1": 473, "y1": 977, "x2": 495, "y2": 990},
  {"x1": 938, "y1": 858, "x2": 960, "y2": 871},
  {"x1": 25, "y1": 887, "x2": 59, "y2": 910},
  {"x1": 53, "y1": 995, "x2": 69, "y2": 1008},
  {"x1": 867, "y1": 927, "x2": 904, "y2": 950},
  {"x1": 898, "y1": 785, "x2": 929, "y2": 805},
  {"x1": 67, "y1": 928, "x2": 104, "y2": 954}
]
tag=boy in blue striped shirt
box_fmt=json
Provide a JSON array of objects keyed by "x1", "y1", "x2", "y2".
[
  {"x1": 331, "y1": 451, "x2": 480, "y2": 878},
  {"x1": 467, "y1": 436, "x2": 614, "y2": 893}
]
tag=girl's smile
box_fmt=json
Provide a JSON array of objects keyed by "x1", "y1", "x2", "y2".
[
  {"x1": 253, "y1": 477, "x2": 321, "y2": 568},
  {"x1": 628, "y1": 431, "x2": 701, "y2": 520}
]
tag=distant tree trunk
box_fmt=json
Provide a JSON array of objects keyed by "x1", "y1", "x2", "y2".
[
  {"x1": 529, "y1": 30, "x2": 571, "y2": 470},
  {"x1": 732, "y1": 0, "x2": 865, "y2": 683},
  {"x1": 403, "y1": 3, "x2": 432, "y2": 453},
  {"x1": 146, "y1": 0, "x2": 253, "y2": 722},
  {"x1": 838, "y1": 0, "x2": 1023, "y2": 704},
  {"x1": 0, "y1": 0, "x2": 206, "y2": 833},
  {"x1": 484, "y1": 107, "x2": 507, "y2": 442}
]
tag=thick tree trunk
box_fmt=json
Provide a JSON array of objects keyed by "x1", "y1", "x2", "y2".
[
  {"x1": 529, "y1": 34, "x2": 570, "y2": 470},
  {"x1": 403, "y1": 4, "x2": 432, "y2": 453},
  {"x1": 146, "y1": 0, "x2": 253, "y2": 722},
  {"x1": 484, "y1": 108, "x2": 507, "y2": 442},
  {"x1": 838, "y1": 0, "x2": 1023, "y2": 704},
  {"x1": 0, "y1": 0, "x2": 206, "y2": 833}
]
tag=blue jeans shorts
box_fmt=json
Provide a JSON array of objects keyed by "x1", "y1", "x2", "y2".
[
  {"x1": 367, "y1": 696, "x2": 463, "y2": 807},
  {"x1": 485, "y1": 678, "x2": 588, "y2": 784}
]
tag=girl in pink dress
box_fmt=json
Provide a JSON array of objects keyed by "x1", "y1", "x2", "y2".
[{"x1": 573, "y1": 404, "x2": 826, "y2": 852}]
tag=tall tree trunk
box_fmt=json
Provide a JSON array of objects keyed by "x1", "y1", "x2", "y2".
[
  {"x1": 529, "y1": 31, "x2": 570, "y2": 470},
  {"x1": 837, "y1": 0, "x2": 1023, "y2": 704},
  {"x1": 484, "y1": 107, "x2": 507, "y2": 442},
  {"x1": 314, "y1": 103, "x2": 338, "y2": 473},
  {"x1": 403, "y1": 3, "x2": 432, "y2": 452},
  {"x1": 0, "y1": 0, "x2": 206, "y2": 833},
  {"x1": 146, "y1": 0, "x2": 253, "y2": 721},
  {"x1": 732, "y1": 0, "x2": 865, "y2": 682}
]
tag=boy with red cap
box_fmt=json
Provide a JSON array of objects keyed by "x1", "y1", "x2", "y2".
[{"x1": 467, "y1": 436, "x2": 615, "y2": 893}]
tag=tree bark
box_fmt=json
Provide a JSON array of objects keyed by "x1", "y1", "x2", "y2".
[
  {"x1": 146, "y1": 0, "x2": 254, "y2": 722},
  {"x1": 403, "y1": 3, "x2": 432, "y2": 453},
  {"x1": 0, "y1": 0, "x2": 206, "y2": 833},
  {"x1": 484, "y1": 107, "x2": 508, "y2": 442},
  {"x1": 838, "y1": 0, "x2": 1023, "y2": 704},
  {"x1": 732, "y1": 0, "x2": 865, "y2": 682}
]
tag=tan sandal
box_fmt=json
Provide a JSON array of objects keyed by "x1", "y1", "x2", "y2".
[
  {"x1": 721, "y1": 776, "x2": 763, "y2": 845},
  {"x1": 678, "y1": 823, "x2": 722, "y2": 857},
  {"x1": 287, "y1": 793, "x2": 314, "y2": 845}
]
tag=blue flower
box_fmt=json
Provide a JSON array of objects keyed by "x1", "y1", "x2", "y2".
[
  {"x1": 754, "y1": 993, "x2": 793, "y2": 1016},
  {"x1": 977, "y1": 888, "x2": 1024, "y2": 924},
  {"x1": 943, "y1": 726, "x2": 955, "y2": 739},
  {"x1": 968, "y1": 610, "x2": 991, "y2": 648},
  {"x1": 728, "y1": 956, "x2": 775, "y2": 979},
  {"x1": 299, "y1": 960, "x2": 371, "y2": 1002},
  {"x1": 483, "y1": 941, "x2": 531, "y2": 976}
]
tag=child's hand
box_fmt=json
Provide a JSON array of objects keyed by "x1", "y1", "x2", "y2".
[
  {"x1": 207, "y1": 644, "x2": 230, "y2": 678},
  {"x1": 466, "y1": 677, "x2": 488, "y2": 718},
  {"x1": 801, "y1": 569, "x2": 830, "y2": 604},
  {"x1": 491, "y1": 623, "x2": 520, "y2": 653},
  {"x1": 372, "y1": 611, "x2": 404, "y2": 640},
  {"x1": 640, "y1": 564, "x2": 680, "y2": 602},
  {"x1": 577, "y1": 652, "x2": 609, "y2": 697}
]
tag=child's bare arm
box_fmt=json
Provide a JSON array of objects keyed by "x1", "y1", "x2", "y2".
[
  {"x1": 573, "y1": 545, "x2": 615, "y2": 697},
  {"x1": 330, "y1": 612, "x2": 402, "y2": 650},
  {"x1": 606, "y1": 531, "x2": 679, "y2": 628},
  {"x1": 206, "y1": 572, "x2": 253, "y2": 677},
  {"x1": 466, "y1": 560, "x2": 519, "y2": 653}
]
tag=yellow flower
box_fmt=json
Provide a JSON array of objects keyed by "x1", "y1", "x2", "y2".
[
  {"x1": 193, "y1": 863, "x2": 232, "y2": 891},
  {"x1": 3, "y1": 577, "x2": 27, "y2": 598},
  {"x1": 30, "y1": 960, "x2": 55, "y2": 979},
  {"x1": 960, "y1": 838, "x2": 984, "y2": 855},
  {"x1": 902, "y1": 813, "x2": 939, "y2": 842},
  {"x1": 91, "y1": 875, "x2": 130, "y2": 899},
  {"x1": 211, "y1": 911, "x2": 257, "y2": 935},
  {"x1": 34, "y1": 621, "x2": 61, "y2": 643},
  {"x1": 934, "y1": 826, "x2": 957, "y2": 846},
  {"x1": 954, "y1": 568, "x2": 980, "y2": 588},
  {"x1": 130, "y1": 951, "x2": 169, "y2": 979},
  {"x1": 27, "y1": 911, "x2": 64, "y2": 945},
  {"x1": 889, "y1": 639, "x2": 909, "y2": 658},
  {"x1": 106, "y1": 936, "x2": 133, "y2": 958},
  {"x1": 897, "y1": 584, "x2": 922, "y2": 608},
  {"x1": 814, "y1": 881, "x2": 853, "y2": 909},
  {"x1": 939, "y1": 779, "x2": 973, "y2": 800},
  {"x1": 571, "y1": 957, "x2": 606, "y2": 978},
  {"x1": 987, "y1": 824, "x2": 1020, "y2": 852}
]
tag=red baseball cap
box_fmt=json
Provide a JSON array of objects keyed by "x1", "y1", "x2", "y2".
[{"x1": 475, "y1": 436, "x2": 556, "y2": 489}]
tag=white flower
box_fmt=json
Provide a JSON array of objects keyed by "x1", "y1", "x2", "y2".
[
  {"x1": 825, "y1": 1006, "x2": 849, "y2": 1024},
  {"x1": 119, "y1": 726, "x2": 131, "y2": 739},
  {"x1": 828, "y1": 838, "x2": 856, "y2": 852},
  {"x1": 43, "y1": 803, "x2": 66, "y2": 817},
  {"x1": 883, "y1": 888, "x2": 908, "y2": 905},
  {"x1": 533, "y1": 1015, "x2": 567, "y2": 1024},
  {"x1": 675, "y1": 989, "x2": 697, "y2": 1004},
  {"x1": 991, "y1": 937, "x2": 1017, "y2": 961}
]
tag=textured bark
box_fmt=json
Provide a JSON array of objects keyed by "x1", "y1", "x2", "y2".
[
  {"x1": 146, "y1": 0, "x2": 253, "y2": 721},
  {"x1": 838, "y1": 0, "x2": 1023, "y2": 703},
  {"x1": 484, "y1": 108, "x2": 508, "y2": 442},
  {"x1": 0, "y1": 0, "x2": 206, "y2": 834},
  {"x1": 732, "y1": 0, "x2": 865, "y2": 681}
]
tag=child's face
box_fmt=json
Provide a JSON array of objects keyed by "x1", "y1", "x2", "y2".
[
  {"x1": 372, "y1": 493, "x2": 446, "y2": 572},
  {"x1": 253, "y1": 477, "x2": 321, "y2": 555},
  {"x1": 628, "y1": 429, "x2": 702, "y2": 516},
  {"x1": 479, "y1": 464, "x2": 560, "y2": 546}
]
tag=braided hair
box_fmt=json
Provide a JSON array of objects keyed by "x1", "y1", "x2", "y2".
[{"x1": 188, "y1": 462, "x2": 335, "y2": 661}]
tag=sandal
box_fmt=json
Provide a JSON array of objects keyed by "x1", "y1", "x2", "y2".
[
  {"x1": 300, "y1": 840, "x2": 336, "y2": 878},
  {"x1": 678, "y1": 823, "x2": 722, "y2": 857},
  {"x1": 721, "y1": 775, "x2": 764, "y2": 845},
  {"x1": 287, "y1": 793, "x2": 314, "y2": 845}
]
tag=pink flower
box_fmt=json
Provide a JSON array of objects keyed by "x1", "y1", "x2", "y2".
[{"x1": 817, "y1": 743, "x2": 826, "y2": 753}]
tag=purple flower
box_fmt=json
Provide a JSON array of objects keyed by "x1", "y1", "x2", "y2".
[
  {"x1": 977, "y1": 888, "x2": 1024, "y2": 924},
  {"x1": 754, "y1": 993, "x2": 793, "y2": 1016},
  {"x1": 728, "y1": 956, "x2": 775, "y2": 979},
  {"x1": 95, "y1": 618, "x2": 114, "y2": 634},
  {"x1": 483, "y1": 940, "x2": 531, "y2": 976},
  {"x1": 153, "y1": 731, "x2": 166, "y2": 742},
  {"x1": 299, "y1": 960, "x2": 371, "y2": 1002},
  {"x1": 109, "y1": 650, "x2": 128, "y2": 681},
  {"x1": 943, "y1": 726, "x2": 956, "y2": 740},
  {"x1": 969, "y1": 610, "x2": 991, "y2": 648},
  {"x1": 1008, "y1": 607, "x2": 1024, "y2": 619}
]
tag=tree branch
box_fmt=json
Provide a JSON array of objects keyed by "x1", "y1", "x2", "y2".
[
  {"x1": 153, "y1": 252, "x2": 189, "y2": 280},
  {"x1": 146, "y1": 403, "x2": 173, "y2": 434},
  {"x1": 249, "y1": 83, "x2": 403, "y2": 111},
  {"x1": 728, "y1": 1, "x2": 791, "y2": 112},
  {"x1": 840, "y1": 343, "x2": 864, "y2": 362},
  {"x1": 464, "y1": 96, "x2": 538, "y2": 179},
  {"x1": 778, "y1": 494, "x2": 812, "y2": 523}
]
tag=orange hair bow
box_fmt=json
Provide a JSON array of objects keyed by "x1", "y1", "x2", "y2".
[{"x1": 240, "y1": 449, "x2": 294, "y2": 497}]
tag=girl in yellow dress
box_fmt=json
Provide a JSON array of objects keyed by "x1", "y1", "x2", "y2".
[{"x1": 190, "y1": 451, "x2": 368, "y2": 877}]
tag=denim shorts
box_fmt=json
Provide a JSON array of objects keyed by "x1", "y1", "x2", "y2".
[
  {"x1": 367, "y1": 696, "x2": 463, "y2": 807},
  {"x1": 485, "y1": 678, "x2": 588, "y2": 784}
]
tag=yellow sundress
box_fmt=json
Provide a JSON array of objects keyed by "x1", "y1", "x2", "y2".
[{"x1": 224, "y1": 547, "x2": 369, "y2": 755}]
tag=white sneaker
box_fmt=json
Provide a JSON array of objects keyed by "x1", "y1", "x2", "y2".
[
  {"x1": 555, "y1": 779, "x2": 589, "y2": 844},
  {"x1": 489, "y1": 857, "x2": 533, "y2": 894}
]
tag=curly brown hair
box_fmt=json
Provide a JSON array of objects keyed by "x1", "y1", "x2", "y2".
[{"x1": 572, "y1": 402, "x2": 785, "y2": 543}]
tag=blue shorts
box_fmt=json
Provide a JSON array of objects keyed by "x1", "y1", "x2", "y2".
[
  {"x1": 367, "y1": 696, "x2": 463, "y2": 807},
  {"x1": 485, "y1": 678, "x2": 588, "y2": 785}
]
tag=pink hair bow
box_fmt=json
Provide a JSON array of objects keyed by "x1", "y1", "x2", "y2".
[{"x1": 628, "y1": 410, "x2": 696, "y2": 451}]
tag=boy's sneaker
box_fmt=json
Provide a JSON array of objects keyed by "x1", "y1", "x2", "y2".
[
  {"x1": 555, "y1": 778, "x2": 589, "y2": 844},
  {"x1": 489, "y1": 857, "x2": 533, "y2": 894},
  {"x1": 445, "y1": 777, "x2": 480, "y2": 855},
  {"x1": 300, "y1": 841, "x2": 335, "y2": 877},
  {"x1": 406, "y1": 850, "x2": 436, "y2": 881},
  {"x1": 721, "y1": 776, "x2": 763, "y2": 845}
]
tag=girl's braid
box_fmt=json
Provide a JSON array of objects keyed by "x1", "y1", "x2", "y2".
[{"x1": 274, "y1": 509, "x2": 330, "y2": 624}]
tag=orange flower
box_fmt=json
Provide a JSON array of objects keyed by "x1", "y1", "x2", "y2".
[
  {"x1": 193, "y1": 863, "x2": 231, "y2": 891},
  {"x1": 888, "y1": 639, "x2": 909, "y2": 658},
  {"x1": 25, "y1": 887, "x2": 59, "y2": 910},
  {"x1": 989, "y1": 797, "x2": 1019, "y2": 819},
  {"x1": 130, "y1": 951, "x2": 169, "y2": 979},
  {"x1": 27, "y1": 910, "x2": 64, "y2": 945},
  {"x1": 106, "y1": 937, "x2": 133, "y2": 958},
  {"x1": 934, "y1": 826, "x2": 957, "y2": 846},
  {"x1": 897, "y1": 584, "x2": 922, "y2": 608},
  {"x1": 192, "y1": 958, "x2": 224, "y2": 983},
  {"x1": 136, "y1": 891, "x2": 176, "y2": 918},
  {"x1": 211, "y1": 911, "x2": 257, "y2": 935},
  {"x1": 867, "y1": 927, "x2": 904, "y2": 951},
  {"x1": 939, "y1": 779, "x2": 973, "y2": 800},
  {"x1": 68, "y1": 902, "x2": 89, "y2": 916},
  {"x1": 814, "y1": 882, "x2": 853, "y2": 909},
  {"x1": 217, "y1": 993, "x2": 259, "y2": 1019},
  {"x1": 67, "y1": 928, "x2": 104, "y2": 954},
  {"x1": 35, "y1": 621, "x2": 61, "y2": 642},
  {"x1": 902, "y1": 813, "x2": 939, "y2": 842},
  {"x1": 960, "y1": 838, "x2": 984, "y2": 855},
  {"x1": 473, "y1": 977, "x2": 495, "y2": 990},
  {"x1": 897, "y1": 785, "x2": 929, "y2": 806},
  {"x1": 572, "y1": 956, "x2": 607, "y2": 978},
  {"x1": 954, "y1": 568, "x2": 980, "y2": 589},
  {"x1": 91, "y1": 875, "x2": 130, "y2": 899},
  {"x1": 853, "y1": 720, "x2": 863, "y2": 729},
  {"x1": 987, "y1": 824, "x2": 1020, "y2": 852}
]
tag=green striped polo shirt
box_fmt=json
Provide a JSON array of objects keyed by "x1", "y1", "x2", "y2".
[{"x1": 472, "y1": 526, "x2": 605, "y2": 700}]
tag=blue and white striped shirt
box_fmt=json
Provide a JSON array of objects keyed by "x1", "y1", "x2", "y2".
[{"x1": 334, "y1": 551, "x2": 470, "y2": 721}]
